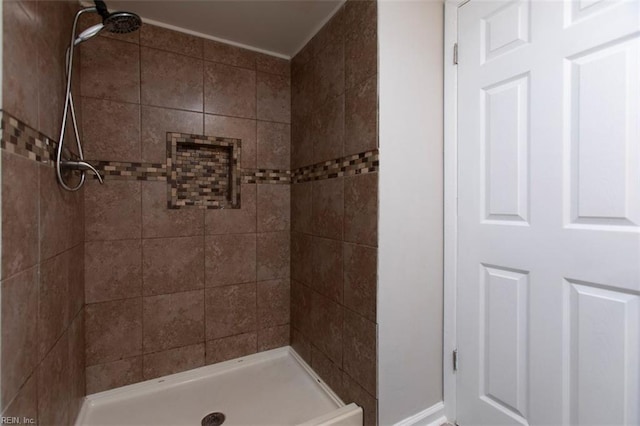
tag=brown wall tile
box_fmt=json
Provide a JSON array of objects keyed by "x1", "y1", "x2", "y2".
[
  {"x1": 85, "y1": 298, "x2": 142, "y2": 365},
  {"x1": 257, "y1": 279, "x2": 290, "y2": 328},
  {"x1": 291, "y1": 182, "x2": 313, "y2": 234},
  {"x1": 203, "y1": 40, "x2": 256, "y2": 69},
  {"x1": 80, "y1": 36, "x2": 140, "y2": 103},
  {"x1": 312, "y1": 177, "x2": 344, "y2": 240},
  {"x1": 85, "y1": 239, "x2": 142, "y2": 303},
  {"x1": 257, "y1": 184, "x2": 290, "y2": 232},
  {"x1": 1, "y1": 267, "x2": 38, "y2": 407},
  {"x1": 256, "y1": 54, "x2": 290, "y2": 77},
  {"x1": 291, "y1": 232, "x2": 312, "y2": 286},
  {"x1": 1, "y1": 152, "x2": 38, "y2": 278},
  {"x1": 142, "y1": 181, "x2": 205, "y2": 239},
  {"x1": 291, "y1": 118, "x2": 314, "y2": 169},
  {"x1": 344, "y1": 0, "x2": 377, "y2": 90},
  {"x1": 258, "y1": 325, "x2": 290, "y2": 351},
  {"x1": 140, "y1": 25, "x2": 203, "y2": 58},
  {"x1": 141, "y1": 105, "x2": 203, "y2": 164},
  {"x1": 205, "y1": 283, "x2": 256, "y2": 340},
  {"x1": 312, "y1": 237, "x2": 343, "y2": 303},
  {"x1": 85, "y1": 180, "x2": 142, "y2": 241},
  {"x1": 62, "y1": 20, "x2": 297, "y2": 395},
  {"x1": 257, "y1": 232, "x2": 290, "y2": 281},
  {"x1": 142, "y1": 290, "x2": 205, "y2": 353},
  {"x1": 313, "y1": 94, "x2": 345, "y2": 163},
  {"x1": 343, "y1": 309, "x2": 376, "y2": 396},
  {"x1": 68, "y1": 310, "x2": 86, "y2": 420},
  {"x1": 311, "y1": 345, "x2": 345, "y2": 399},
  {"x1": 204, "y1": 114, "x2": 256, "y2": 169},
  {"x1": 257, "y1": 121, "x2": 290, "y2": 170},
  {"x1": 81, "y1": 98, "x2": 141, "y2": 162},
  {"x1": 2, "y1": 373, "x2": 37, "y2": 424},
  {"x1": 343, "y1": 243, "x2": 377, "y2": 322},
  {"x1": 345, "y1": 75, "x2": 377, "y2": 156},
  {"x1": 141, "y1": 47, "x2": 204, "y2": 112},
  {"x1": 39, "y1": 165, "x2": 83, "y2": 260},
  {"x1": 39, "y1": 251, "x2": 70, "y2": 358},
  {"x1": 204, "y1": 184, "x2": 257, "y2": 235},
  {"x1": 205, "y1": 234, "x2": 256, "y2": 286},
  {"x1": 37, "y1": 42, "x2": 64, "y2": 141},
  {"x1": 2, "y1": 1, "x2": 91, "y2": 420},
  {"x1": 291, "y1": 59, "x2": 315, "y2": 123},
  {"x1": 68, "y1": 244, "x2": 85, "y2": 319},
  {"x1": 143, "y1": 236, "x2": 204, "y2": 296},
  {"x1": 206, "y1": 332, "x2": 257, "y2": 365},
  {"x1": 204, "y1": 62, "x2": 256, "y2": 119},
  {"x1": 311, "y1": 291, "x2": 343, "y2": 366},
  {"x1": 290, "y1": 327, "x2": 311, "y2": 364},
  {"x1": 85, "y1": 357, "x2": 143, "y2": 394},
  {"x1": 291, "y1": 281, "x2": 313, "y2": 338},
  {"x1": 257, "y1": 72, "x2": 291, "y2": 124},
  {"x1": 143, "y1": 343, "x2": 205, "y2": 380},
  {"x1": 313, "y1": 40, "x2": 344, "y2": 110},
  {"x1": 3, "y1": 0, "x2": 39, "y2": 127},
  {"x1": 344, "y1": 173, "x2": 378, "y2": 247},
  {"x1": 38, "y1": 332, "x2": 71, "y2": 426},
  {"x1": 291, "y1": 18, "x2": 379, "y2": 410}
]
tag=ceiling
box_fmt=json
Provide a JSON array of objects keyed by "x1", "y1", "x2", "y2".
[{"x1": 103, "y1": 0, "x2": 344, "y2": 58}]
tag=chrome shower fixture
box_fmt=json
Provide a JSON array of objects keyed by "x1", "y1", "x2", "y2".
[
  {"x1": 55, "y1": 1, "x2": 142, "y2": 191},
  {"x1": 75, "y1": 1, "x2": 141, "y2": 45}
]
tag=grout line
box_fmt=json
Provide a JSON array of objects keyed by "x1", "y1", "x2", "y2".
[
  {"x1": 202, "y1": 214, "x2": 207, "y2": 361},
  {"x1": 79, "y1": 95, "x2": 290, "y2": 126},
  {"x1": 96, "y1": 31, "x2": 290, "y2": 76}
]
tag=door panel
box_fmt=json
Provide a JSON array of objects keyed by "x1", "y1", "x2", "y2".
[{"x1": 456, "y1": 1, "x2": 640, "y2": 424}]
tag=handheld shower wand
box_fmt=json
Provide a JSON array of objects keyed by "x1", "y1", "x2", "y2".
[{"x1": 56, "y1": 1, "x2": 141, "y2": 191}]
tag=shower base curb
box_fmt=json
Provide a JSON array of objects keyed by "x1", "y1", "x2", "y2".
[{"x1": 75, "y1": 346, "x2": 362, "y2": 426}]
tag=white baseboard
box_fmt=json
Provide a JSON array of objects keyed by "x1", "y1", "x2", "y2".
[{"x1": 394, "y1": 401, "x2": 447, "y2": 426}]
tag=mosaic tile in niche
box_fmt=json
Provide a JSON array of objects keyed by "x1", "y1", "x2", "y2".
[{"x1": 167, "y1": 132, "x2": 241, "y2": 209}]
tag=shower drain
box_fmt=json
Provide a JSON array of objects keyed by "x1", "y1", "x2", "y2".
[{"x1": 202, "y1": 412, "x2": 226, "y2": 426}]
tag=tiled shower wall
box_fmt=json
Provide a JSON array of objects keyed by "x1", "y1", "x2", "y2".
[
  {"x1": 290, "y1": 1, "x2": 379, "y2": 425},
  {"x1": 1, "y1": 0, "x2": 86, "y2": 424},
  {"x1": 79, "y1": 23, "x2": 292, "y2": 393}
]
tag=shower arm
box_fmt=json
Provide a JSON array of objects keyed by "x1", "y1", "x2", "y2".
[{"x1": 56, "y1": 7, "x2": 104, "y2": 191}]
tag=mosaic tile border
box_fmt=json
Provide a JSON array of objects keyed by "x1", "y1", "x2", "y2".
[
  {"x1": 167, "y1": 132, "x2": 241, "y2": 209},
  {"x1": 1, "y1": 112, "x2": 379, "y2": 189},
  {"x1": 242, "y1": 169, "x2": 291, "y2": 184},
  {"x1": 292, "y1": 150, "x2": 379, "y2": 184},
  {"x1": 93, "y1": 161, "x2": 167, "y2": 181},
  {"x1": 1, "y1": 110, "x2": 56, "y2": 164}
]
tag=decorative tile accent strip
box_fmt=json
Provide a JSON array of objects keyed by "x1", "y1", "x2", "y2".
[
  {"x1": 242, "y1": 169, "x2": 291, "y2": 184},
  {"x1": 292, "y1": 150, "x2": 379, "y2": 184},
  {"x1": 1, "y1": 110, "x2": 56, "y2": 164},
  {"x1": 1, "y1": 112, "x2": 380, "y2": 192},
  {"x1": 92, "y1": 161, "x2": 168, "y2": 181},
  {"x1": 167, "y1": 132, "x2": 241, "y2": 209}
]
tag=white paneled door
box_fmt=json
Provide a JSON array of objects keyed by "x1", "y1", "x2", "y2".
[{"x1": 456, "y1": 0, "x2": 640, "y2": 424}]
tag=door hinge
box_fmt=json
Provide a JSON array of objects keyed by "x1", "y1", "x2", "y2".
[
  {"x1": 453, "y1": 349, "x2": 459, "y2": 372},
  {"x1": 453, "y1": 43, "x2": 458, "y2": 65}
]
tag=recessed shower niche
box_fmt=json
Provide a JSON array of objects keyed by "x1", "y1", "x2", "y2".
[{"x1": 167, "y1": 132, "x2": 241, "y2": 209}]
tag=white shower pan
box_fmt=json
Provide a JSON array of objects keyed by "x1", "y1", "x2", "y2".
[{"x1": 75, "y1": 347, "x2": 362, "y2": 426}]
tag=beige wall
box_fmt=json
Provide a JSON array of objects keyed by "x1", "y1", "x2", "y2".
[
  {"x1": 378, "y1": 0, "x2": 445, "y2": 424},
  {"x1": 1, "y1": 0, "x2": 86, "y2": 423}
]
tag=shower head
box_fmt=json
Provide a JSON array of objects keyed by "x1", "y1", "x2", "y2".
[
  {"x1": 74, "y1": 2, "x2": 141, "y2": 45},
  {"x1": 103, "y1": 11, "x2": 142, "y2": 34}
]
